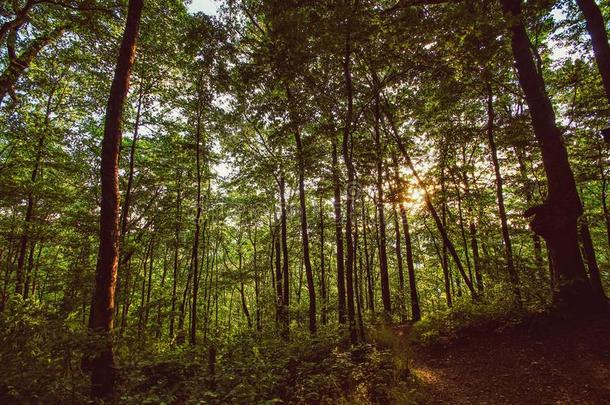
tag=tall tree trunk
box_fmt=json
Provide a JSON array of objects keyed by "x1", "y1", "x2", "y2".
[
  {"x1": 392, "y1": 156, "x2": 421, "y2": 321},
  {"x1": 362, "y1": 196, "x2": 375, "y2": 313},
  {"x1": 400, "y1": 202, "x2": 421, "y2": 321},
  {"x1": 169, "y1": 169, "x2": 182, "y2": 339},
  {"x1": 273, "y1": 215, "x2": 283, "y2": 327},
  {"x1": 190, "y1": 86, "x2": 204, "y2": 346},
  {"x1": 501, "y1": 0, "x2": 591, "y2": 308},
  {"x1": 575, "y1": 0, "x2": 610, "y2": 106},
  {"x1": 88, "y1": 0, "x2": 143, "y2": 399},
  {"x1": 319, "y1": 196, "x2": 328, "y2": 325},
  {"x1": 600, "y1": 164, "x2": 610, "y2": 250},
  {"x1": 486, "y1": 85, "x2": 521, "y2": 305},
  {"x1": 115, "y1": 80, "x2": 143, "y2": 320},
  {"x1": 439, "y1": 157, "x2": 453, "y2": 307},
  {"x1": 462, "y1": 171, "x2": 484, "y2": 293},
  {"x1": 342, "y1": 23, "x2": 357, "y2": 343},
  {"x1": 280, "y1": 174, "x2": 290, "y2": 337},
  {"x1": 373, "y1": 88, "x2": 392, "y2": 316},
  {"x1": 392, "y1": 204, "x2": 406, "y2": 319},
  {"x1": 332, "y1": 139, "x2": 347, "y2": 324},
  {"x1": 294, "y1": 129, "x2": 317, "y2": 334},
  {"x1": 353, "y1": 204, "x2": 365, "y2": 338}
]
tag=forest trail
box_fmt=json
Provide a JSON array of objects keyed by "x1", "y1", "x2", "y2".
[{"x1": 410, "y1": 313, "x2": 610, "y2": 404}]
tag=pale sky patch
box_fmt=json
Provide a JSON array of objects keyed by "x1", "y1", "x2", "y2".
[{"x1": 187, "y1": 0, "x2": 219, "y2": 15}]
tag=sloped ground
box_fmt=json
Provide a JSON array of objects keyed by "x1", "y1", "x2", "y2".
[{"x1": 411, "y1": 311, "x2": 610, "y2": 404}]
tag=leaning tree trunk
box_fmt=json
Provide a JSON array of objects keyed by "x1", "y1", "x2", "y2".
[
  {"x1": 87, "y1": 0, "x2": 143, "y2": 399},
  {"x1": 575, "y1": 0, "x2": 610, "y2": 107},
  {"x1": 382, "y1": 100, "x2": 478, "y2": 300},
  {"x1": 501, "y1": 0, "x2": 592, "y2": 308},
  {"x1": 486, "y1": 84, "x2": 522, "y2": 305}
]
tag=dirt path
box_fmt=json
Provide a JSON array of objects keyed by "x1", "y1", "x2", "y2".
[{"x1": 411, "y1": 313, "x2": 610, "y2": 404}]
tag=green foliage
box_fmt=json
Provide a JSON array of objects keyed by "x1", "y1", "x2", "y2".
[
  {"x1": 411, "y1": 286, "x2": 524, "y2": 345},
  {"x1": 116, "y1": 327, "x2": 417, "y2": 404},
  {"x1": 0, "y1": 301, "x2": 90, "y2": 403}
]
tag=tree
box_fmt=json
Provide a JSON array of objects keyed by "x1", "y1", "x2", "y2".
[
  {"x1": 87, "y1": 0, "x2": 144, "y2": 398},
  {"x1": 500, "y1": 0, "x2": 593, "y2": 307}
]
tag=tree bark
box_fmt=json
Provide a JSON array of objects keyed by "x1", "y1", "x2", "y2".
[
  {"x1": 501, "y1": 0, "x2": 591, "y2": 308},
  {"x1": 190, "y1": 86, "x2": 204, "y2": 345},
  {"x1": 486, "y1": 84, "x2": 521, "y2": 304},
  {"x1": 88, "y1": 0, "x2": 143, "y2": 399},
  {"x1": 319, "y1": 196, "x2": 328, "y2": 325},
  {"x1": 373, "y1": 88, "x2": 392, "y2": 316},
  {"x1": 332, "y1": 139, "x2": 347, "y2": 323},
  {"x1": 169, "y1": 169, "x2": 182, "y2": 339},
  {"x1": 294, "y1": 129, "x2": 317, "y2": 334},
  {"x1": 575, "y1": 0, "x2": 610, "y2": 106},
  {"x1": 342, "y1": 23, "x2": 357, "y2": 343},
  {"x1": 279, "y1": 174, "x2": 290, "y2": 337},
  {"x1": 579, "y1": 216, "x2": 606, "y2": 300}
]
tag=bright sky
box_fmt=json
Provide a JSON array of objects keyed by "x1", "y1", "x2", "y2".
[{"x1": 188, "y1": 0, "x2": 219, "y2": 15}]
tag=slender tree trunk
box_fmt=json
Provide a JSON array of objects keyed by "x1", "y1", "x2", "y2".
[
  {"x1": 280, "y1": 174, "x2": 290, "y2": 337},
  {"x1": 319, "y1": 196, "x2": 328, "y2": 325},
  {"x1": 501, "y1": 0, "x2": 591, "y2": 308},
  {"x1": 373, "y1": 89, "x2": 392, "y2": 316},
  {"x1": 294, "y1": 129, "x2": 317, "y2": 333},
  {"x1": 342, "y1": 24, "x2": 357, "y2": 343},
  {"x1": 400, "y1": 202, "x2": 421, "y2": 321},
  {"x1": 392, "y1": 204, "x2": 406, "y2": 319},
  {"x1": 453, "y1": 178, "x2": 473, "y2": 283},
  {"x1": 353, "y1": 205, "x2": 365, "y2": 338},
  {"x1": 156, "y1": 246, "x2": 168, "y2": 339},
  {"x1": 462, "y1": 171, "x2": 484, "y2": 293},
  {"x1": 579, "y1": 216, "x2": 606, "y2": 300},
  {"x1": 439, "y1": 158, "x2": 453, "y2": 307},
  {"x1": 486, "y1": 85, "x2": 521, "y2": 304},
  {"x1": 88, "y1": 0, "x2": 143, "y2": 398},
  {"x1": 273, "y1": 215, "x2": 283, "y2": 327},
  {"x1": 332, "y1": 139, "x2": 347, "y2": 324},
  {"x1": 169, "y1": 169, "x2": 181, "y2": 340},
  {"x1": 392, "y1": 157, "x2": 421, "y2": 320},
  {"x1": 144, "y1": 236, "x2": 154, "y2": 330},
  {"x1": 575, "y1": 0, "x2": 610, "y2": 106},
  {"x1": 115, "y1": 82, "x2": 143, "y2": 321},
  {"x1": 600, "y1": 167, "x2": 610, "y2": 250},
  {"x1": 362, "y1": 196, "x2": 375, "y2": 313},
  {"x1": 190, "y1": 87, "x2": 204, "y2": 346}
]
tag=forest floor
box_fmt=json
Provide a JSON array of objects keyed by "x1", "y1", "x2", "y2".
[{"x1": 409, "y1": 310, "x2": 610, "y2": 404}]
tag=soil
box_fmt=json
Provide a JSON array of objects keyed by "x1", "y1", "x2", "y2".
[{"x1": 411, "y1": 311, "x2": 610, "y2": 404}]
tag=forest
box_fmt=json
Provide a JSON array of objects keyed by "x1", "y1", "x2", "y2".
[{"x1": 0, "y1": 0, "x2": 609, "y2": 403}]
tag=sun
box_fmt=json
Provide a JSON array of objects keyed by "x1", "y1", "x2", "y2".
[{"x1": 402, "y1": 185, "x2": 426, "y2": 211}]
